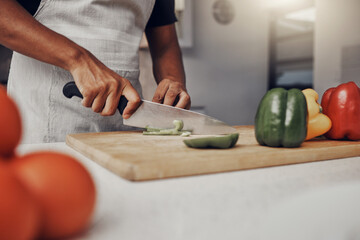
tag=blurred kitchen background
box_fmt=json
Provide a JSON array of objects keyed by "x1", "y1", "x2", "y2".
[{"x1": 1, "y1": 0, "x2": 360, "y2": 125}]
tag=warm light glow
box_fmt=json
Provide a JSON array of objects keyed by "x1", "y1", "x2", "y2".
[
  {"x1": 262, "y1": 0, "x2": 304, "y2": 9},
  {"x1": 285, "y1": 7, "x2": 316, "y2": 22}
]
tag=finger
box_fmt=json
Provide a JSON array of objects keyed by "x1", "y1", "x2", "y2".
[
  {"x1": 122, "y1": 85, "x2": 141, "y2": 119},
  {"x1": 91, "y1": 82, "x2": 108, "y2": 113},
  {"x1": 152, "y1": 83, "x2": 169, "y2": 104},
  {"x1": 81, "y1": 88, "x2": 97, "y2": 108},
  {"x1": 99, "y1": 78, "x2": 121, "y2": 116},
  {"x1": 92, "y1": 91, "x2": 108, "y2": 113},
  {"x1": 101, "y1": 91, "x2": 120, "y2": 116},
  {"x1": 174, "y1": 91, "x2": 191, "y2": 109},
  {"x1": 163, "y1": 89, "x2": 179, "y2": 106}
]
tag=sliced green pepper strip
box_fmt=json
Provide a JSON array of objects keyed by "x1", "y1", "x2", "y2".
[
  {"x1": 183, "y1": 133, "x2": 239, "y2": 149},
  {"x1": 143, "y1": 129, "x2": 189, "y2": 135},
  {"x1": 145, "y1": 126, "x2": 163, "y2": 132},
  {"x1": 143, "y1": 120, "x2": 191, "y2": 136}
]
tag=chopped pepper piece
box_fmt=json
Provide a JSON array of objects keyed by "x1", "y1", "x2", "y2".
[
  {"x1": 302, "y1": 89, "x2": 332, "y2": 140},
  {"x1": 143, "y1": 129, "x2": 191, "y2": 135},
  {"x1": 143, "y1": 120, "x2": 191, "y2": 136},
  {"x1": 173, "y1": 119, "x2": 184, "y2": 131},
  {"x1": 180, "y1": 132, "x2": 191, "y2": 137},
  {"x1": 183, "y1": 133, "x2": 239, "y2": 149},
  {"x1": 321, "y1": 81, "x2": 360, "y2": 140}
]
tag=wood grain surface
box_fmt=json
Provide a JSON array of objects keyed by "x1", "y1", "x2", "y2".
[{"x1": 66, "y1": 126, "x2": 360, "y2": 181}]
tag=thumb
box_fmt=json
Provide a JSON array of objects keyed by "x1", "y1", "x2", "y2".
[{"x1": 121, "y1": 84, "x2": 141, "y2": 119}]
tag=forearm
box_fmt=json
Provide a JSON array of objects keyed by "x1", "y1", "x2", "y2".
[
  {"x1": 0, "y1": 0, "x2": 86, "y2": 72},
  {"x1": 152, "y1": 43, "x2": 185, "y2": 86},
  {"x1": 146, "y1": 24, "x2": 190, "y2": 109},
  {"x1": 146, "y1": 24, "x2": 186, "y2": 86}
]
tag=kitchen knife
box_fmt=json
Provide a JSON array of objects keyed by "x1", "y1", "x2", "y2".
[{"x1": 63, "y1": 81, "x2": 237, "y2": 134}]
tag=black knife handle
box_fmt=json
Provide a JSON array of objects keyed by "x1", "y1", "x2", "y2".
[
  {"x1": 63, "y1": 81, "x2": 82, "y2": 99},
  {"x1": 63, "y1": 81, "x2": 128, "y2": 115}
]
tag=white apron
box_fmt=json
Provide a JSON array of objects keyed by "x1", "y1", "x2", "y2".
[{"x1": 8, "y1": 0, "x2": 155, "y2": 143}]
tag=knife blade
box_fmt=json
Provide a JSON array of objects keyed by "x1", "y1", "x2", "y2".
[{"x1": 63, "y1": 81, "x2": 236, "y2": 134}]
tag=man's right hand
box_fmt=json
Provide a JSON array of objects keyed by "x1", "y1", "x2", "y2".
[{"x1": 69, "y1": 51, "x2": 141, "y2": 118}]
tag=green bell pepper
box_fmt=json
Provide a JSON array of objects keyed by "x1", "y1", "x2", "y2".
[
  {"x1": 183, "y1": 133, "x2": 239, "y2": 149},
  {"x1": 255, "y1": 88, "x2": 307, "y2": 148}
]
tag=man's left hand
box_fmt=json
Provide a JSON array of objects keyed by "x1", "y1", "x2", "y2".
[{"x1": 152, "y1": 78, "x2": 191, "y2": 110}]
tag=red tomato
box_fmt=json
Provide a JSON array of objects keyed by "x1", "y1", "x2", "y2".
[
  {"x1": 0, "y1": 86, "x2": 22, "y2": 157},
  {"x1": 11, "y1": 151, "x2": 96, "y2": 239},
  {"x1": 0, "y1": 162, "x2": 40, "y2": 240}
]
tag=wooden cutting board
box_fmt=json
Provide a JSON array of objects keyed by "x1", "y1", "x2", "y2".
[{"x1": 66, "y1": 126, "x2": 360, "y2": 181}]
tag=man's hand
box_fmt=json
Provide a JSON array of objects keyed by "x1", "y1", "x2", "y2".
[
  {"x1": 70, "y1": 51, "x2": 141, "y2": 118},
  {"x1": 152, "y1": 78, "x2": 191, "y2": 109},
  {"x1": 146, "y1": 24, "x2": 191, "y2": 110}
]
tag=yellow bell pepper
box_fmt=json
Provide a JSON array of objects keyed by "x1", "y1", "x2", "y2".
[{"x1": 302, "y1": 89, "x2": 332, "y2": 140}]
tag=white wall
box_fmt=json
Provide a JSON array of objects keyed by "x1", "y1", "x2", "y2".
[
  {"x1": 314, "y1": 0, "x2": 360, "y2": 98},
  {"x1": 140, "y1": 0, "x2": 269, "y2": 125}
]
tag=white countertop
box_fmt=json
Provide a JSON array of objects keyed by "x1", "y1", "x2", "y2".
[{"x1": 18, "y1": 143, "x2": 360, "y2": 240}]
